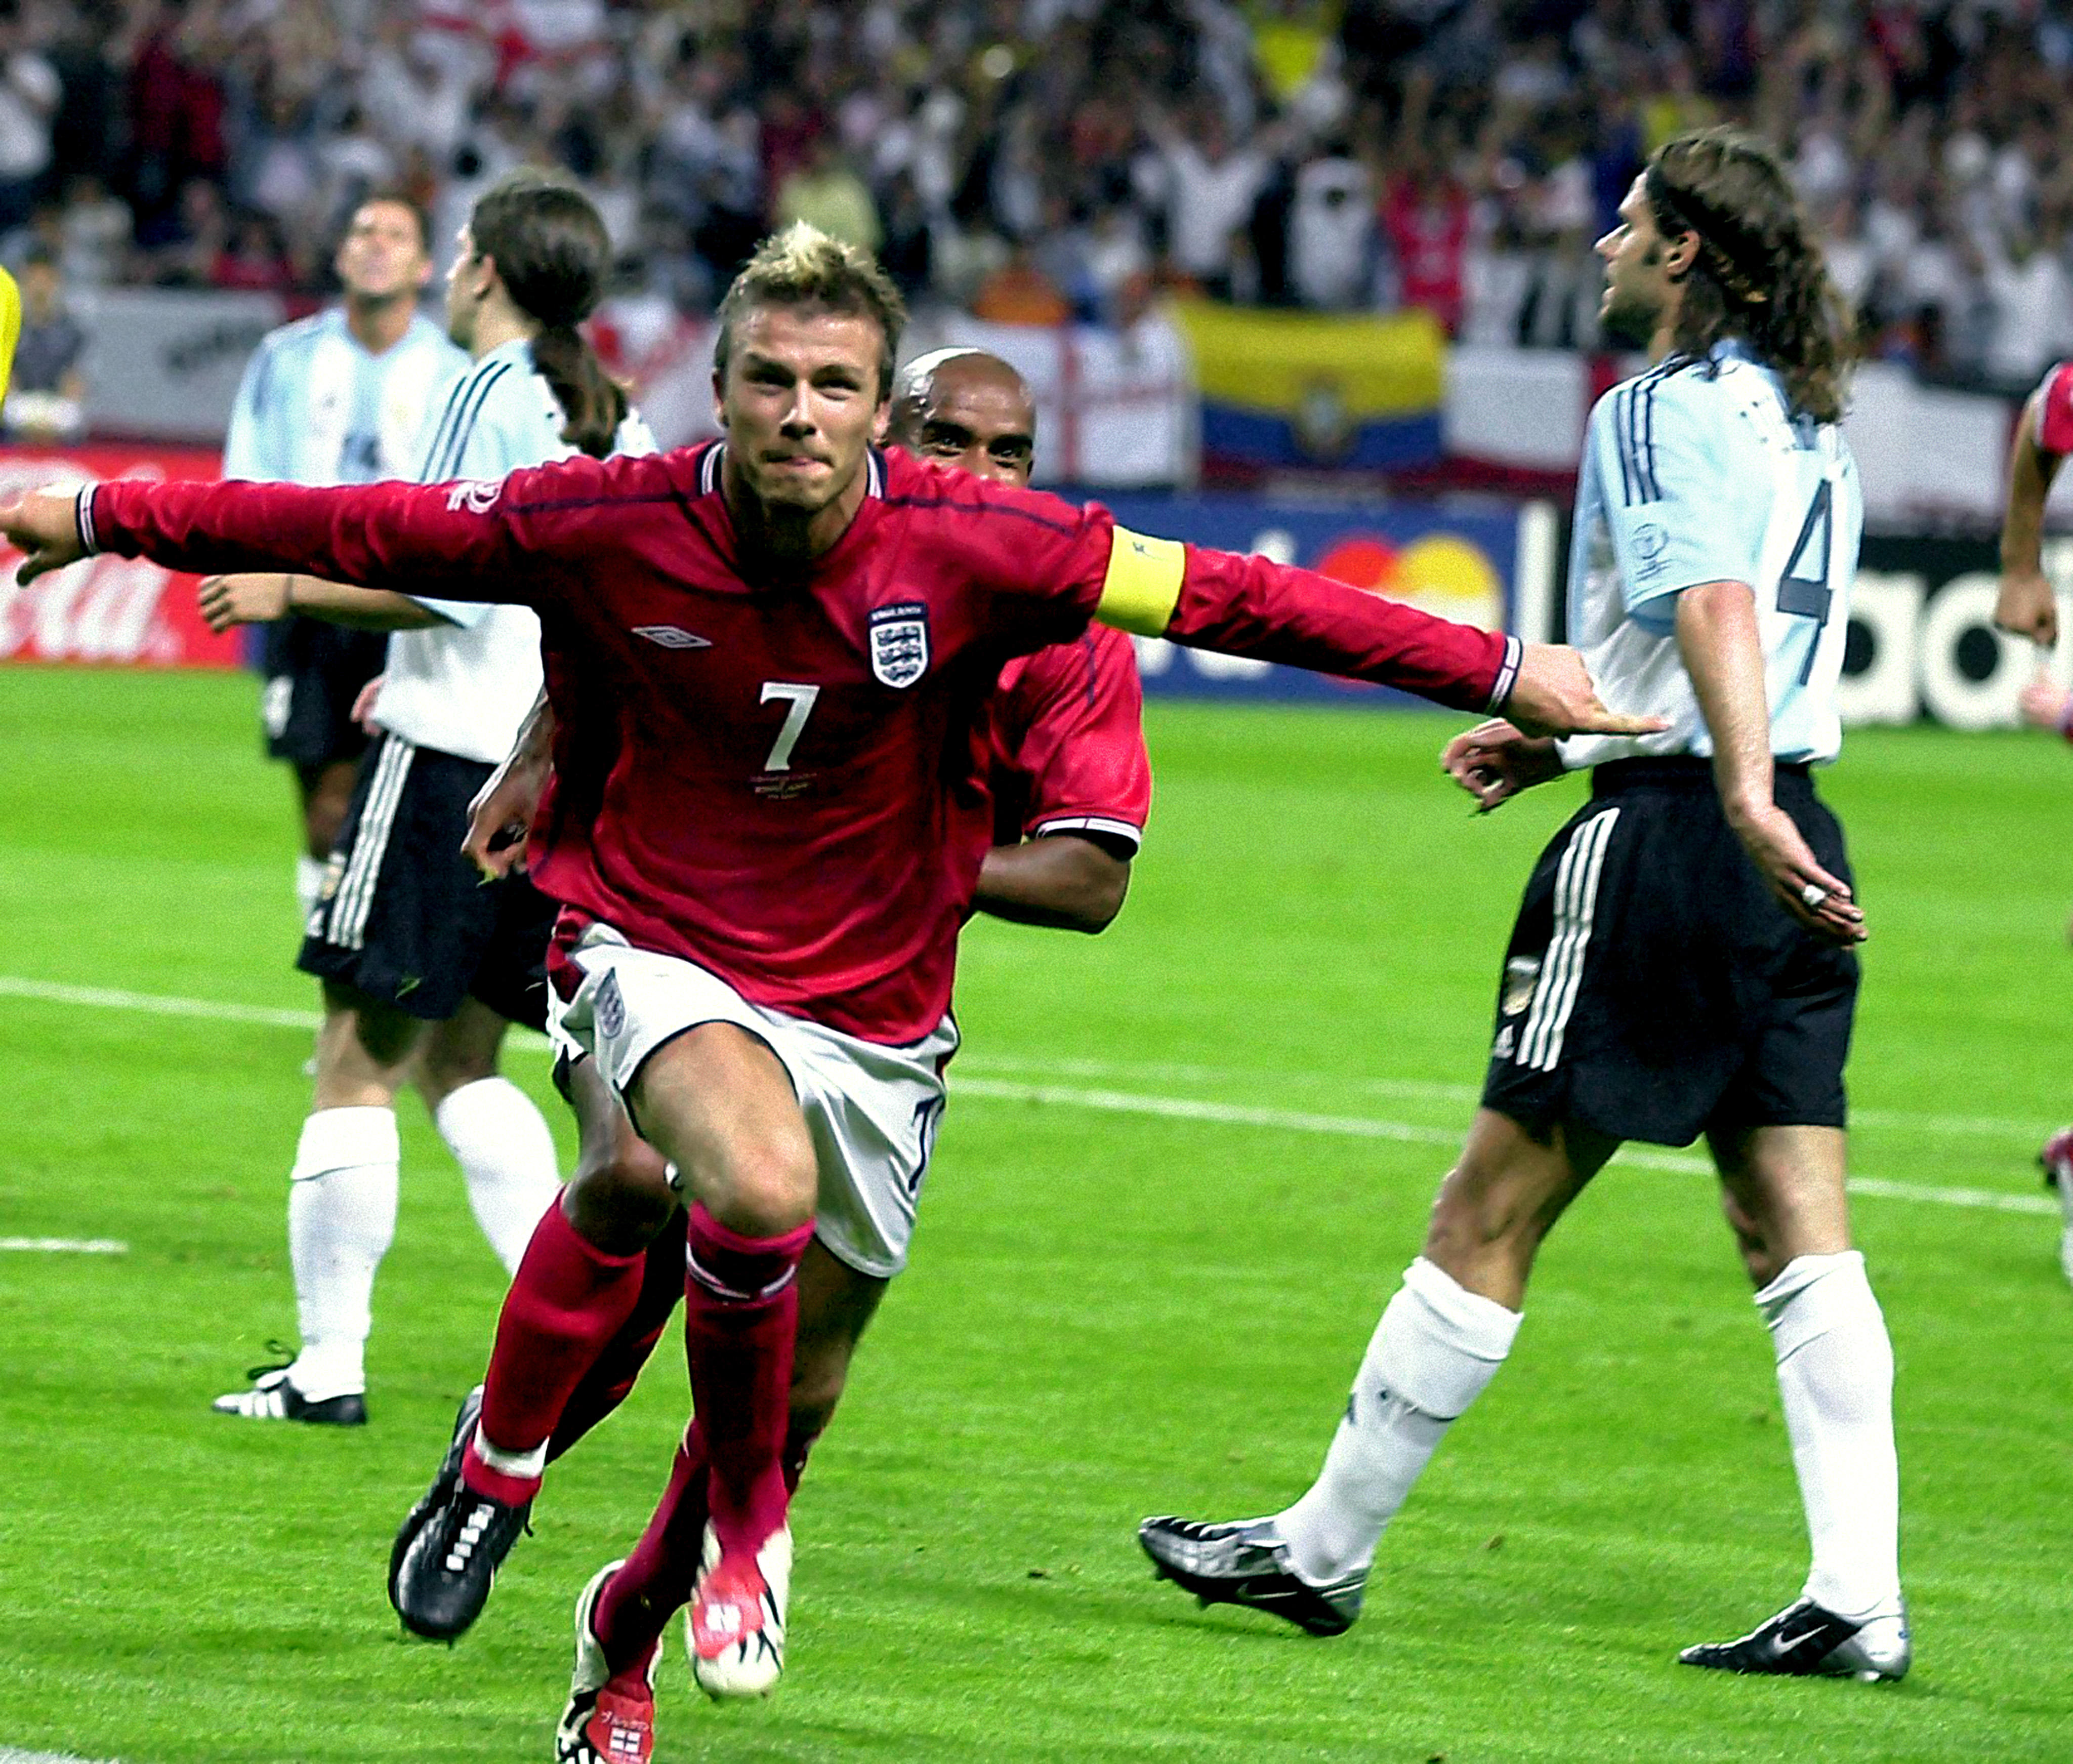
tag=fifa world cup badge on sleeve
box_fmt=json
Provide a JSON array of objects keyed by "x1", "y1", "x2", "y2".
[{"x1": 867, "y1": 602, "x2": 930, "y2": 688}]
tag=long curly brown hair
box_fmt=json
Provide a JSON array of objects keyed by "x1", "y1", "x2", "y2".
[{"x1": 1644, "y1": 128, "x2": 1855, "y2": 425}]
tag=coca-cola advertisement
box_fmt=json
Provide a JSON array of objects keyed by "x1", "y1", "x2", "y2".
[{"x1": 0, "y1": 445, "x2": 239, "y2": 669}]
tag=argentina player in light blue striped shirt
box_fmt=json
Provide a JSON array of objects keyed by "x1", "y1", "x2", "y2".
[
  {"x1": 1140, "y1": 130, "x2": 1909, "y2": 1689},
  {"x1": 214, "y1": 193, "x2": 467, "y2": 919}
]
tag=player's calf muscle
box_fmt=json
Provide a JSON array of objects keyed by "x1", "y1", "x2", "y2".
[{"x1": 563, "y1": 1152, "x2": 676, "y2": 1252}]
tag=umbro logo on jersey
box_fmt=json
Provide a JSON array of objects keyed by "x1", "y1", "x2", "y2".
[{"x1": 632, "y1": 625, "x2": 713, "y2": 650}]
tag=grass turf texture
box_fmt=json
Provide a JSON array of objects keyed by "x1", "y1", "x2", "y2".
[{"x1": 1, "y1": 663, "x2": 2068, "y2": 1763}]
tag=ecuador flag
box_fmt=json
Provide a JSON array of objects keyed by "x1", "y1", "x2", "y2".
[{"x1": 1171, "y1": 298, "x2": 1445, "y2": 470}]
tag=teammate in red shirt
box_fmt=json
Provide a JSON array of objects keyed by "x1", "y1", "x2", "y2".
[
  {"x1": 1994, "y1": 357, "x2": 2073, "y2": 1281},
  {"x1": 3, "y1": 225, "x2": 1655, "y2": 1744},
  {"x1": 382, "y1": 348, "x2": 1153, "y2": 1681},
  {"x1": 1995, "y1": 356, "x2": 2073, "y2": 651}
]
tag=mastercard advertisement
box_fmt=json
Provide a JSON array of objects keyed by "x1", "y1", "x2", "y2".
[{"x1": 1096, "y1": 492, "x2": 1518, "y2": 706}]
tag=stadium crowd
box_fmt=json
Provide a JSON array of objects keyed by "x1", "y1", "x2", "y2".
[{"x1": 5, "y1": 0, "x2": 2071, "y2": 389}]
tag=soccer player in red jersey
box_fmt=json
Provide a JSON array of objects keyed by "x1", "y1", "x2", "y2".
[
  {"x1": 3, "y1": 225, "x2": 1656, "y2": 1743},
  {"x1": 1994, "y1": 356, "x2": 2073, "y2": 1282},
  {"x1": 383, "y1": 346, "x2": 1153, "y2": 1673}
]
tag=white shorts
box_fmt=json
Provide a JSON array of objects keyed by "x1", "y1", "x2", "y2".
[{"x1": 548, "y1": 921, "x2": 957, "y2": 1279}]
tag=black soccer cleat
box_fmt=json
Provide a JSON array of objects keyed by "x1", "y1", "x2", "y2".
[
  {"x1": 1137, "y1": 1514, "x2": 1365, "y2": 1638},
  {"x1": 388, "y1": 1385, "x2": 483, "y2": 1620},
  {"x1": 391, "y1": 1389, "x2": 531, "y2": 1642},
  {"x1": 212, "y1": 1358, "x2": 366, "y2": 1426},
  {"x1": 1678, "y1": 1596, "x2": 1911, "y2": 1681}
]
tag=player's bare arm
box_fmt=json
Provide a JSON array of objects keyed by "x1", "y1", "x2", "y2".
[
  {"x1": 197, "y1": 571, "x2": 445, "y2": 633},
  {"x1": 1441, "y1": 718, "x2": 1565, "y2": 812},
  {"x1": 1996, "y1": 390, "x2": 2063, "y2": 647},
  {"x1": 463, "y1": 687, "x2": 555, "y2": 879},
  {"x1": 972, "y1": 836, "x2": 1130, "y2": 933},
  {"x1": 1676, "y1": 578, "x2": 1864, "y2": 945}
]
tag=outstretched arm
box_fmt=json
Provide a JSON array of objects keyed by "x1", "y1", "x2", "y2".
[
  {"x1": 0, "y1": 463, "x2": 593, "y2": 598},
  {"x1": 1996, "y1": 386, "x2": 2066, "y2": 647},
  {"x1": 198, "y1": 570, "x2": 447, "y2": 633},
  {"x1": 1091, "y1": 528, "x2": 1661, "y2": 740}
]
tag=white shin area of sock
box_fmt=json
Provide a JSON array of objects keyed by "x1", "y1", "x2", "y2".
[
  {"x1": 286, "y1": 1106, "x2": 399, "y2": 1401},
  {"x1": 1757, "y1": 1250, "x2": 1901, "y2": 1622},
  {"x1": 1279, "y1": 1256, "x2": 1521, "y2": 1586},
  {"x1": 295, "y1": 854, "x2": 326, "y2": 923},
  {"x1": 434, "y1": 1076, "x2": 562, "y2": 1276}
]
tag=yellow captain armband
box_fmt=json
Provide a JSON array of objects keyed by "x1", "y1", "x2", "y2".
[
  {"x1": 0, "y1": 266, "x2": 19, "y2": 414},
  {"x1": 1096, "y1": 525, "x2": 1186, "y2": 635}
]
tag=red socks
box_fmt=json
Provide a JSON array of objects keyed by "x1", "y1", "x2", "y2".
[
  {"x1": 549, "y1": 1222, "x2": 688, "y2": 1462},
  {"x1": 590, "y1": 1209, "x2": 818, "y2": 1668},
  {"x1": 463, "y1": 1197, "x2": 645, "y2": 1501},
  {"x1": 683, "y1": 1205, "x2": 814, "y2": 1555},
  {"x1": 593, "y1": 1423, "x2": 711, "y2": 1671}
]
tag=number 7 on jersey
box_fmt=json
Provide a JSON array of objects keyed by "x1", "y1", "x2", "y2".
[{"x1": 759, "y1": 682, "x2": 821, "y2": 772}]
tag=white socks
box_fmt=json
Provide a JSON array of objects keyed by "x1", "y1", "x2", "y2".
[
  {"x1": 434, "y1": 1076, "x2": 562, "y2": 1275},
  {"x1": 286, "y1": 1105, "x2": 399, "y2": 1401},
  {"x1": 295, "y1": 854, "x2": 326, "y2": 925},
  {"x1": 1757, "y1": 1250, "x2": 1902, "y2": 1623},
  {"x1": 1279, "y1": 1257, "x2": 1521, "y2": 1586}
]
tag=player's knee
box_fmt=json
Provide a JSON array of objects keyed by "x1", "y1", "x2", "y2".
[
  {"x1": 702, "y1": 1135, "x2": 816, "y2": 1237},
  {"x1": 1716, "y1": 1188, "x2": 1776, "y2": 1285},
  {"x1": 563, "y1": 1144, "x2": 677, "y2": 1250},
  {"x1": 1423, "y1": 1146, "x2": 1546, "y2": 1264},
  {"x1": 304, "y1": 789, "x2": 354, "y2": 859},
  {"x1": 328, "y1": 988, "x2": 416, "y2": 1070},
  {"x1": 413, "y1": 1038, "x2": 497, "y2": 1099}
]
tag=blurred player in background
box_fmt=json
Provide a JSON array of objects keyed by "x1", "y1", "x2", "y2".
[
  {"x1": 4, "y1": 244, "x2": 85, "y2": 441},
  {"x1": 2, "y1": 221, "x2": 1652, "y2": 1747},
  {"x1": 1141, "y1": 129, "x2": 1912, "y2": 1686},
  {"x1": 210, "y1": 192, "x2": 466, "y2": 963},
  {"x1": 198, "y1": 172, "x2": 652, "y2": 1427},
  {"x1": 1993, "y1": 354, "x2": 2073, "y2": 1282},
  {"x1": 387, "y1": 347, "x2": 1150, "y2": 1695}
]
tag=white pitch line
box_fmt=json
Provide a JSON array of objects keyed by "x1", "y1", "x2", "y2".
[
  {"x1": 0, "y1": 974, "x2": 2056, "y2": 1219},
  {"x1": 0, "y1": 1237, "x2": 126, "y2": 1254},
  {"x1": 955, "y1": 1078, "x2": 2058, "y2": 1217},
  {"x1": 0, "y1": 975, "x2": 317, "y2": 1031},
  {"x1": 0, "y1": 1750, "x2": 123, "y2": 1763}
]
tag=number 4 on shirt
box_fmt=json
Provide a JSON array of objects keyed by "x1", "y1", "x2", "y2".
[{"x1": 1776, "y1": 480, "x2": 1833, "y2": 685}]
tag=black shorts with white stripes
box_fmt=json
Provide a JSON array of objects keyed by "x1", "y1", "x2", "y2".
[
  {"x1": 258, "y1": 616, "x2": 387, "y2": 769},
  {"x1": 1479, "y1": 757, "x2": 1857, "y2": 1147},
  {"x1": 299, "y1": 732, "x2": 555, "y2": 1029}
]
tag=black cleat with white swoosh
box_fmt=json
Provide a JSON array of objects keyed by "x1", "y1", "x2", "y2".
[
  {"x1": 1678, "y1": 1596, "x2": 1911, "y2": 1681},
  {"x1": 1137, "y1": 1515, "x2": 1364, "y2": 1637}
]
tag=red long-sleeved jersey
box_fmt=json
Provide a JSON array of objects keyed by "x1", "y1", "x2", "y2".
[{"x1": 84, "y1": 442, "x2": 1514, "y2": 1041}]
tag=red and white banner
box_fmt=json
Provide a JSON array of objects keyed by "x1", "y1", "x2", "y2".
[{"x1": 0, "y1": 443, "x2": 239, "y2": 668}]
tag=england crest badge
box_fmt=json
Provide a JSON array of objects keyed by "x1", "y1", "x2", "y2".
[{"x1": 867, "y1": 601, "x2": 930, "y2": 688}]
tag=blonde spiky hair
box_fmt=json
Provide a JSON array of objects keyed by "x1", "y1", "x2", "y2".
[{"x1": 714, "y1": 222, "x2": 907, "y2": 401}]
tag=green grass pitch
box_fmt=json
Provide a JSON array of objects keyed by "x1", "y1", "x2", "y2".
[{"x1": 1, "y1": 664, "x2": 2068, "y2": 1762}]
